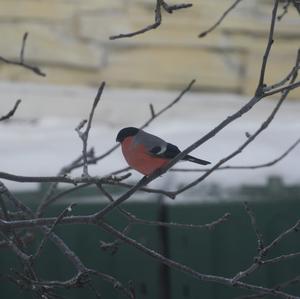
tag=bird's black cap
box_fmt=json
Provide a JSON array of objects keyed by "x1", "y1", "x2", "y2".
[{"x1": 116, "y1": 127, "x2": 139, "y2": 142}]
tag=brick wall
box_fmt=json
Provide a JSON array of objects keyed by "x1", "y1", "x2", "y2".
[{"x1": 0, "y1": 0, "x2": 299, "y2": 97}]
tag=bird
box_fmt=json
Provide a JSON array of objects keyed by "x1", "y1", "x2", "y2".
[{"x1": 116, "y1": 127, "x2": 211, "y2": 176}]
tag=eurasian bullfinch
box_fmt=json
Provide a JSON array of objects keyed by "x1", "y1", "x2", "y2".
[{"x1": 116, "y1": 127, "x2": 211, "y2": 176}]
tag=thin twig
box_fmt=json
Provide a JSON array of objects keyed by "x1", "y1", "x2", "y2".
[
  {"x1": 161, "y1": 1, "x2": 192, "y2": 13},
  {"x1": 109, "y1": 0, "x2": 162, "y2": 40},
  {"x1": 0, "y1": 172, "x2": 112, "y2": 184},
  {"x1": 236, "y1": 276, "x2": 300, "y2": 299},
  {"x1": 99, "y1": 222, "x2": 299, "y2": 299},
  {"x1": 264, "y1": 80, "x2": 300, "y2": 97},
  {"x1": 256, "y1": 0, "x2": 279, "y2": 96},
  {"x1": 264, "y1": 49, "x2": 300, "y2": 92},
  {"x1": 149, "y1": 103, "x2": 155, "y2": 118},
  {"x1": 174, "y1": 79, "x2": 291, "y2": 195},
  {"x1": 131, "y1": 212, "x2": 230, "y2": 230},
  {"x1": 97, "y1": 183, "x2": 229, "y2": 231},
  {"x1": 0, "y1": 99, "x2": 22, "y2": 122},
  {"x1": 243, "y1": 202, "x2": 264, "y2": 251},
  {"x1": 173, "y1": 0, "x2": 294, "y2": 196},
  {"x1": 170, "y1": 137, "x2": 300, "y2": 172},
  {"x1": 36, "y1": 148, "x2": 95, "y2": 217},
  {"x1": 0, "y1": 32, "x2": 46, "y2": 77},
  {"x1": 198, "y1": 0, "x2": 244, "y2": 38},
  {"x1": 0, "y1": 180, "x2": 87, "y2": 272},
  {"x1": 75, "y1": 82, "x2": 105, "y2": 177},
  {"x1": 32, "y1": 204, "x2": 75, "y2": 262},
  {"x1": 232, "y1": 218, "x2": 300, "y2": 283},
  {"x1": 29, "y1": 269, "x2": 134, "y2": 299},
  {"x1": 263, "y1": 252, "x2": 300, "y2": 265},
  {"x1": 109, "y1": 0, "x2": 192, "y2": 40},
  {"x1": 105, "y1": 181, "x2": 175, "y2": 198},
  {"x1": 261, "y1": 220, "x2": 300, "y2": 257},
  {"x1": 0, "y1": 231, "x2": 30, "y2": 263},
  {"x1": 277, "y1": 0, "x2": 292, "y2": 20}
]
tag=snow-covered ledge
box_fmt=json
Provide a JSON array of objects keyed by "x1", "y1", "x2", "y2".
[{"x1": 1, "y1": 81, "x2": 300, "y2": 191}]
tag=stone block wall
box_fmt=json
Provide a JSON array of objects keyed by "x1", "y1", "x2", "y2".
[{"x1": 0, "y1": 0, "x2": 299, "y2": 97}]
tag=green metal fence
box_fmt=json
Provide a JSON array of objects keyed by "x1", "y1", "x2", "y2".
[{"x1": 1, "y1": 177, "x2": 300, "y2": 298}]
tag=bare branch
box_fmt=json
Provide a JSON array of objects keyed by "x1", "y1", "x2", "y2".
[
  {"x1": 264, "y1": 49, "x2": 300, "y2": 92},
  {"x1": 236, "y1": 276, "x2": 300, "y2": 299},
  {"x1": 75, "y1": 82, "x2": 105, "y2": 177},
  {"x1": 172, "y1": 1, "x2": 297, "y2": 196},
  {"x1": 104, "y1": 181, "x2": 175, "y2": 198},
  {"x1": 131, "y1": 212, "x2": 230, "y2": 230},
  {"x1": 97, "y1": 183, "x2": 230, "y2": 231},
  {"x1": 0, "y1": 99, "x2": 21, "y2": 122},
  {"x1": 174, "y1": 80, "x2": 291, "y2": 195},
  {"x1": 264, "y1": 80, "x2": 300, "y2": 97},
  {"x1": 109, "y1": 0, "x2": 192, "y2": 40},
  {"x1": 277, "y1": 0, "x2": 292, "y2": 21},
  {"x1": 263, "y1": 252, "x2": 300, "y2": 265},
  {"x1": 32, "y1": 204, "x2": 75, "y2": 262},
  {"x1": 149, "y1": 103, "x2": 155, "y2": 118},
  {"x1": 0, "y1": 231, "x2": 30, "y2": 262},
  {"x1": 20, "y1": 32, "x2": 28, "y2": 64},
  {"x1": 110, "y1": 0, "x2": 162, "y2": 40},
  {"x1": 256, "y1": 0, "x2": 279, "y2": 96},
  {"x1": 0, "y1": 32, "x2": 46, "y2": 77},
  {"x1": 171, "y1": 137, "x2": 300, "y2": 172},
  {"x1": 199, "y1": 0, "x2": 243, "y2": 38},
  {"x1": 28, "y1": 269, "x2": 134, "y2": 299},
  {"x1": 261, "y1": 219, "x2": 300, "y2": 257},
  {"x1": 232, "y1": 218, "x2": 300, "y2": 283},
  {"x1": 161, "y1": 1, "x2": 192, "y2": 13},
  {"x1": 0, "y1": 171, "x2": 131, "y2": 186},
  {"x1": 99, "y1": 222, "x2": 299, "y2": 299},
  {"x1": 0, "y1": 172, "x2": 107, "y2": 184},
  {"x1": 0, "y1": 232, "x2": 34, "y2": 249},
  {"x1": 141, "y1": 79, "x2": 196, "y2": 129},
  {"x1": 0, "y1": 210, "x2": 229, "y2": 231},
  {"x1": 243, "y1": 202, "x2": 264, "y2": 252},
  {"x1": 0, "y1": 180, "x2": 86, "y2": 273},
  {"x1": 35, "y1": 173, "x2": 175, "y2": 219},
  {"x1": 36, "y1": 148, "x2": 96, "y2": 217},
  {"x1": 91, "y1": 59, "x2": 296, "y2": 220}
]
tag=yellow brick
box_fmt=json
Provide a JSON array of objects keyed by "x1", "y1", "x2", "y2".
[
  {"x1": 103, "y1": 46, "x2": 244, "y2": 91},
  {"x1": 0, "y1": 24, "x2": 102, "y2": 68},
  {"x1": 0, "y1": 0, "x2": 74, "y2": 20},
  {"x1": 0, "y1": 0, "x2": 123, "y2": 20}
]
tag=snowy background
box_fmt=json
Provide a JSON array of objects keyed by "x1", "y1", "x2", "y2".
[{"x1": 1, "y1": 81, "x2": 300, "y2": 193}]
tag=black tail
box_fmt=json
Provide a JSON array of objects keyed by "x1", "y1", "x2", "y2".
[{"x1": 183, "y1": 155, "x2": 211, "y2": 165}]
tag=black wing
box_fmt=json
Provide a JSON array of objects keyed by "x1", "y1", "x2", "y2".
[{"x1": 150, "y1": 143, "x2": 211, "y2": 164}]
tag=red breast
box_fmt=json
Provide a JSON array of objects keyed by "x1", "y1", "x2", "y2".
[{"x1": 121, "y1": 136, "x2": 169, "y2": 175}]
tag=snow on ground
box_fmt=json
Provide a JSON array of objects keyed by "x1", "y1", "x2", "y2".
[{"x1": 1, "y1": 81, "x2": 300, "y2": 194}]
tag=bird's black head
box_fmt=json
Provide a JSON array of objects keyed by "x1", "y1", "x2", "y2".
[{"x1": 116, "y1": 127, "x2": 139, "y2": 142}]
